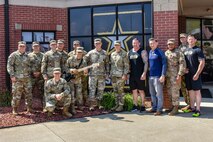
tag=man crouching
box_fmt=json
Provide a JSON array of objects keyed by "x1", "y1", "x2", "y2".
[{"x1": 45, "y1": 67, "x2": 72, "y2": 117}]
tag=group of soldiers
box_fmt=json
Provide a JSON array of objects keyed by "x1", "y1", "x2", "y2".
[
  {"x1": 7, "y1": 33, "x2": 204, "y2": 117},
  {"x1": 7, "y1": 38, "x2": 128, "y2": 117}
]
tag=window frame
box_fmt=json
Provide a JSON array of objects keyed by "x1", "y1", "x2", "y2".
[
  {"x1": 68, "y1": 2, "x2": 152, "y2": 52},
  {"x1": 21, "y1": 30, "x2": 56, "y2": 52}
]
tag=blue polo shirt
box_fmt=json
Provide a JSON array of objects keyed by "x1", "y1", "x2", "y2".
[{"x1": 149, "y1": 47, "x2": 167, "y2": 77}]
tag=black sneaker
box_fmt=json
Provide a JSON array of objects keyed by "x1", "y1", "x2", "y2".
[
  {"x1": 131, "y1": 105, "x2": 138, "y2": 112},
  {"x1": 140, "y1": 106, "x2": 146, "y2": 112}
]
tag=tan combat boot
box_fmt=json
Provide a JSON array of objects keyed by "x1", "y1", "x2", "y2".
[
  {"x1": 47, "y1": 111, "x2": 53, "y2": 117},
  {"x1": 70, "y1": 104, "x2": 76, "y2": 115},
  {"x1": 111, "y1": 104, "x2": 119, "y2": 111},
  {"x1": 62, "y1": 107, "x2": 73, "y2": 117},
  {"x1": 115, "y1": 105, "x2": 123, "y2": 112},
  {"x1": 43, "y1": 108, "x2": 48, "y2": 113},
  {"x1": 12, "y1": 107, "x2": 18, "y2": 116},
  {"x1": 98, "y1": 100, "x2": 104, "y2": 110},
  {"x1": 89, "y1": 100, "x2": 95, "y2": 111},
  {"x1": 27, "y1": 106, "x2": 35, "y2": 113},
  {"x1": 168, "y1": 106, "x2": 179, "y2": 116}
]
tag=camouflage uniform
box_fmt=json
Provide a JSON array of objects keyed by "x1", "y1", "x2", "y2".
[
  {"x1": 84, "y1": 48, "x2": 109, "y2": 108},
  {"x1": 110, "y1": 49, "x2": 129, "y2": 109},
  {"x1": 7, "y1": 50, "x2": 33, "y2": 109},
  {"x1": 41, "y1": 50, "x2": 63, "y2": 79},
  {"x1": 179, "y1": 43, "x2": 190, "y2": 105},
  {"x1": 165, "y1": 47, "x2": 186, "y2": 107},
  {"x1": 28, "y1": 51, "x2": 44, "y2": 106},
  {"x1": 58, "y1": 50, "x2": 69, "y2": 73},
  {"x1": 68, "y1": 49, "x2": 88, "y2": 105},
  {"x1": 66, "y1": 55, "x2": 87, "y2": 106},
  {"x1": 45, "y1": 78, "x2": 71, "y2": 113}
]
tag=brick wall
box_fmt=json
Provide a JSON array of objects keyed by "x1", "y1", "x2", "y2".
[
  {"x1": 154, "y1": 11, "x2": 179, "y2": 50},
  {"x1": 153, "y1": 10, "x2": 179, "y2": 109},
  {"x1": 0, "y1": 5, "x2": 6, "y2": 90},
  {"x1": 179, "y1": 16, "x2": 186, "y2": 34},
  {"x1": 0, "y1": 5, "x2": 68, "y2": 90},
  {"x1": 9, "y1": 5, "x2": 68, "y2": 52}
]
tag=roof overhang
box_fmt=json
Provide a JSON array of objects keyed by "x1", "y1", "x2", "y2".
[{"x1": 179, "y1": 0, "x2": 213, "y2": 18}]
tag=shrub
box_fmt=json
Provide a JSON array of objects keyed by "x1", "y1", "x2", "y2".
[
  {"x1": 101, "y1": 92, "x2": 143, "y2": 111},
  {"x1": 123, "y1": 93, "x2": 134, "y2": 111},
  {"x1": 101, "y1": 92, "x2": 116, "y2": 110},
  {"x1": 0, "y1": 90, "x2": 11, "y2": 107},
  {"x1": 123, "y1": 93, "x2": 143, "y2": 111}
]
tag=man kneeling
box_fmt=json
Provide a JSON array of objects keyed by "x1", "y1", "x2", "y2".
[{"x1": 45, "y1": 68, "x2": 72, "y2": 117}]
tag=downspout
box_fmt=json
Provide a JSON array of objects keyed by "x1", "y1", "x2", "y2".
[{"x1": 4, "y1": 0, "x2": 10, "y2": 91}]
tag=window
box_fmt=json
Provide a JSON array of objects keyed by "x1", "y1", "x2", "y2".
[
  {"x1": 186, "y1": 18, "x2": 213, "y2": 82},
  {"x1": 70, "y1": 8, "x2": 91, "y2": 36},
  {"x1": 21, "y1": 31, "x2": 55, "y2": 52},
  {"x1": 93, "y1": 6, "x2": 116, "y2": 35},
  {"x1": 69, "y1": 3, "x2": 152, "y2": 53},
  {"x1": 118, "y1": 4, "x2": 143, "y2": 34},
  {"x1": 69, "y1": 3, "x2": 152, "y2": 89}
]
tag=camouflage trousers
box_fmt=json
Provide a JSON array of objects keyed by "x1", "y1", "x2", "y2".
[
  {"x1": 166, "y1": 76, "x2": 181, "y2": 106},
  {"x1": 69, "y1": 81, "x2": 83, "y2": 106},
  {"x1": 111, "y1": 76, "x2": 125, "y2": 106},
  {"x1": 31, "y1": 75, "x2": 45, "y2": 107},
  {"x1": 88, "y1": 75, "x2": 105, "y2": 102},
  {"x1": 11, "y1": 78, "x2": 32, "y2": 108},
  {"x1": 81, "y1": 75, "x2": 88, "y2": 104},
  {"x1": 181, "y1": 76, "x2": 190, "y2": 105},
  {"x1": 44, "y1": 76, "x2": 53, "y2": 109},
  {"x1": 45, "y1": 94, "x2": 71, "y2": 112}
]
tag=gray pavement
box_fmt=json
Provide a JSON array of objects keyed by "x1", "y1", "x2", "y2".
[{"x1": 1, "y1": 99, "x2": 213, "y2": 142}]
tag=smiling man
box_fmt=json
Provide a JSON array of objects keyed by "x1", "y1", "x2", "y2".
[
  {"x1": 165, "y1": 39, "x2": 186, "y2": 116},
  {"x1": 45, "y1": 68, "x2": 72, "y2": 117},
  {"x1": 7, "y1": 41, "x2": 33, "y2": 115},
  {"x1": 183, "y1": 34, "x2": 205, "y2": 117}
]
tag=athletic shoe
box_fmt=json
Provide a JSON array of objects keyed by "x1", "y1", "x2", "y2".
[
  {"x1": 140, "y1": 106, "x2": 146, "y2": 112},
  {"x1": 192, "y1": 111, "x2": 201, "y2": 117},
  {"x1": 131, "y1": 105, "x2": 138, "y2": 112},
  {"x1": 183, "y1": 107, "x2": 196, "y2": 113}
]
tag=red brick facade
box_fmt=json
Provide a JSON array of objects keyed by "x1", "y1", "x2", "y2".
[
  {"x1": 0, "y1": 5, "x2": 6, "y2": 90},
  {"x1": 9, "y1": 5, "x2": 68, "y2": 52},
  {"x1": 154, "y1": 11, "x2": 179, "y2": 50},
  {"x1": 179, "y1": 16, "x2": 186, "y2": 34},
  {"x1": 0, "y1": 5, "x2": 68, "y2": 90},
  {"x1": 154, "y1": 10, "x2": 179, "y2": 109}
]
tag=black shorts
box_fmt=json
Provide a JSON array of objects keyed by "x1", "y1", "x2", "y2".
[
  {"x1": 185, "y1": 73, "x2": 202, "y2": 91},
  {"x1": 129, "y1": 76, "x2": 145, "y2": 91}
]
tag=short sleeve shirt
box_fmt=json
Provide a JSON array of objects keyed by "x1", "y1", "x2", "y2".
[{"x1": 184, "y1": 46, "x2": 205, "y2": 75}]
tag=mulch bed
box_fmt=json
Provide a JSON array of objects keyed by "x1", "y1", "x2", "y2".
[{"x1": 0, "y1": 97, "x2": 110, "y2": 129}]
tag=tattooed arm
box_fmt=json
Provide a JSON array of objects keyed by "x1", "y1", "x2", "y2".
[{"x1": 141, "y1": 50, "x2": 148, "y2": 80}]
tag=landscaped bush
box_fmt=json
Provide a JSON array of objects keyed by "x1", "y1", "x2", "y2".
[
  {"x1": 101, "y1": 92, "x2": 116, "y2": 110},
  {"x1": 0, "y1": 90, "x2": 11, "y2": 107},
  {"x1": 101, "y1": 92, "x2": 142, "y2": 111},
  {"x1": 123, "y1": 93, "x2": 143, "y2": 111},
  {"x1": 123, "y1": 93, "x2": 134, "y2": 111}
]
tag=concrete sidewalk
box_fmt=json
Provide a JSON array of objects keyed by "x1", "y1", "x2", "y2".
[{"x1": 0, "y1": 99, "x2": 213, "y2": 142}]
